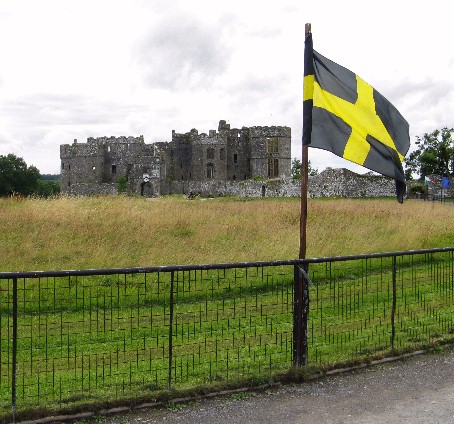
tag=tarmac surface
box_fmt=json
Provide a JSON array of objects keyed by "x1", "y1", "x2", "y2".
[{"x1": 76, "y1": 346, "x2": 454, "y2": 424}]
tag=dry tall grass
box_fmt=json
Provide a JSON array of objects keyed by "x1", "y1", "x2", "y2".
[{"x1": 0, "y1": 195, "x2": 453, "y2": 272}]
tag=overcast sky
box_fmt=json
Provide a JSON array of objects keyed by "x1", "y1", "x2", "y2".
[{"x1": 0, "y1": 0, "x2": 453, "y2": 175}]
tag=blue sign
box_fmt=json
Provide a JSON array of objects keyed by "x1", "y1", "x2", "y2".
[{"x1": 441, "y1": 177, "x2": 451, "y2": 189}]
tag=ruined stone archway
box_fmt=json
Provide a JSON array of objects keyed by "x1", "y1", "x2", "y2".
[{"x1": 140, "y1": 182, "x2": 153, "y2": 197}]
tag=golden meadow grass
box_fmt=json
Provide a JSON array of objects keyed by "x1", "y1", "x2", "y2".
[
  {"x1": 0, "y1": 195, "x2": 453, "y2": 272},
  {"x1": 1, "y1": 195, "x2": 454, "y2": 420}
]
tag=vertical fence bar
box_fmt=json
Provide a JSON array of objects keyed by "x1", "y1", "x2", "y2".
[
  {"x1": 11, "y1": 277, "x2": 18, "y2": 423},
  {"x1": 391, "y1": 256, "x2": 397, "y2": 350},
  {"x1": 301, "y1": 263, "x2": 309, "y2": 366},
  {"x1": 293, "y1": 264, "x2": 309, "y2": 367},
  {"x1": 168, "y1": 271, "x2": 175, "y2": 390},
  {"x1": 293, "y1": 265, "x2": 303, "y2": 366}
]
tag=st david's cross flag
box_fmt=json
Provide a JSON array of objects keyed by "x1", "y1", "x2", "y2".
[{"x1": 303, "y1": 31, "x2": 410, "y2": 203}]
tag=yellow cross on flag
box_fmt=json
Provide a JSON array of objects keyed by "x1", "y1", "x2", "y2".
[{"x1": 303, "y1": 31, "x2": 410, "y2": 202}]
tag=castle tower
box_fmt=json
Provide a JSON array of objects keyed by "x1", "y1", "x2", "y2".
[{"x1": 248, "y1": 125, "x2": 292, "y2": 179}]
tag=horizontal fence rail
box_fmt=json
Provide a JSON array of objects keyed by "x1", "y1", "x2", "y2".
[{"x1": 1, "y1": 247, "x2": 453, "y2": 422}]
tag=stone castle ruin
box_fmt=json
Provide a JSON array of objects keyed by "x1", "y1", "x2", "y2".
[
  {"x1": 60, "y1": 120, "x2": 292, "y2": 197},
  {"x1": 60, "y1": 119, "x2": 431, "y2": 200}
]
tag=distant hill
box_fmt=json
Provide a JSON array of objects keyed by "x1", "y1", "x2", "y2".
[{"x1": 41, "y1": 174, "x2": 60, "y2": 181}]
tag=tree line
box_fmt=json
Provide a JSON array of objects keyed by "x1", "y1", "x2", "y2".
[{"x1": 0, "y1": 154, "x2": 60, "y2": 197}]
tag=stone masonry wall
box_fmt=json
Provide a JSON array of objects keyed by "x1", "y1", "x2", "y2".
[
  {"x1": 160, "y1": 168, "x2": 398, "y2": 198},
  {"x1": 65, "y1": 183, "x2": 118, "y2": 196}
]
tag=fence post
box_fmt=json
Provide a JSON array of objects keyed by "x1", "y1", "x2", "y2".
[
  {"x1": 301, "y1": 264, "x2": 309, "y2": 366},
  {"x1": 12, "y1": 277, "x2": 18, "y2": 422},
  {"x1": 391, "y1": 256, "x2": 397, "y2": 350},
  {"x1": 168, "y1": 271, "x2": 175, "y2": 390},
  {"x1": 293, "y1": 264, "x2": 309, "y2": 367},
  {"x1": 293, "y1": 265, "x2": 302, "y2": 366}
]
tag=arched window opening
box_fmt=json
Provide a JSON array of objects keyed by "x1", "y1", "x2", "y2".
[{"x1": 207, "y1": 164, "x2": 214, "y2": 179}]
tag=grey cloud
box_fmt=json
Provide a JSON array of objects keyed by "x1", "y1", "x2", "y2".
[
  {"x1": 229, "y1": 73, "x2": 288, "y2": 101},
  {"x1": 390, "y1": 78, "x2": 453, "y2": 107},
  {"x1": 0, "y1": 94, "x2": 143, "y2": 128},
  {"x1": 245, "y1": 25, "x2": 283, "y2": 39},
  {"x1": 0, "y1": 134, "x2": 9, "y2": 146},
  {"x1": 225, "y1": 72, "x2": 294, "y2": 119},
  {"x1": 135, "y1": 12, "x2": 234, "y2": 90}
]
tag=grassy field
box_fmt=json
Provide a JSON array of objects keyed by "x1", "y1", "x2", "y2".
[
  {"x1": 0, "y1": 195, "x2": 453, "y2": 272},
  {"x1": 1, "y1": 195, "x2": 453, "y2": 421}
]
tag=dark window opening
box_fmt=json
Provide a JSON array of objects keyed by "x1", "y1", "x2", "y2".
[
  {"x1": 207, "y1": 148, "x2": 214, "y2": 159},
  {"x1": 233, "y1": 153, "x2": 238, "y2": 164},
  {"x1": 61, "y1": 162, "x2": 65, "y2": 170},
  {"x1": 232, "y1": 174, "x2": 236, "y2": 180},
  {"x1": 112, "y1": 165, "x2": 117, "y2": 175},
  {"x1": 266, "y1": 138, "x2": 279, "y2": 154},
  {"x1": 207, "y1": 164, "x2": 214, "y2": 179},
  {"x1": 268, "y1": 158, "x2": 279, "y2": 178}
]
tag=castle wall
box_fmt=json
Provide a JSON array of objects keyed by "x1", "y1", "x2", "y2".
[
  {"x1": 159, "y1": 168, "x2": 398, "y2": 199},
  {"x1": 191, "y1": 132, "x2": 227, "y2": 181},
  {"x1": 60, "y1": 120, "x2": 292, "y2": 196},
  {"x1": 60, "y1": 141, "x2": 104, "y2": 195},
  {"x1": 226, "y1": 128, "x2": 250, "y2": 180},
  {"x1": 249, "y1": 126, "x2": 292, "y2": 179},
  {"x1": 168, "y1": 132, "x2": 193, "y2": 181},
  {"x1": 60, "y1": 136, "x2": 160, "y2": 197},
  {"x1": 64, "y1": 183, "x2": 118, "y2": 196}
]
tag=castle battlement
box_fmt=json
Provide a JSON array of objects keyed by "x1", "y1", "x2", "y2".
[
  {"x1": 86, "y1": 135, "x2": 145, "y2": 145},
  {"x1": 60, "y1": 120, "x2": 292, "y2": 197}
]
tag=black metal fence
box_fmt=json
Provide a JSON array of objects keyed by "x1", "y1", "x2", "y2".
[{"x1": 1, "y1": 247, "x2": 453, "y2": 421}]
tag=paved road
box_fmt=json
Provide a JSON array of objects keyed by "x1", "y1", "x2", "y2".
[{"x1": 36, "y1": 346, "x2": 454, "y2": 424}]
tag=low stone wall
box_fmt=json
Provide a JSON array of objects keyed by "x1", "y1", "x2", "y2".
[
  {"x1": 65, "y1": 168, "x2": 415, "y2": 199},
  {"x1": 160, "y1": 179, "x2": 301, "y2": 197},
  {"x1": 159, "y1": 168, "x2": 397, "y2": 199},
  {"x1": 66, "y1": 183, "x2": 118, "y2": 196},
  {"x1": 308, "y1": 168, "x2": 396, "y2": 198}
]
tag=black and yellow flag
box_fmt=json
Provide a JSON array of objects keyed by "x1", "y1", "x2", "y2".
[{"x1": 303, "y1": 31, "x2": 410, "y2": 202}]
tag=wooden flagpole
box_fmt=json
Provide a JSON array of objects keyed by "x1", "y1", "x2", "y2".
[
  {"x1": 299, "y1": 23, "x2": 311, "y2": 260},
  {"x1": 294, "y1": 23, "x2": 312, "y2": 367}
]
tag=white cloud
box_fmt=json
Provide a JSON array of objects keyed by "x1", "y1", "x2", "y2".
[
  {"x1": 134, "y1": 11, "x2": 234, "y2": 90},
  {"x1": 0, "y1": 0, "x2": 453, "y2": 174}
]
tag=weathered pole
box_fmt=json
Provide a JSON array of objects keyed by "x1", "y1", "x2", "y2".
[
  {"x1": 293, "y1": 23, "x2": 311, "y2": 367},
  {"x1": 299, "y1": 22, "x2": 311, "y2": 260}
]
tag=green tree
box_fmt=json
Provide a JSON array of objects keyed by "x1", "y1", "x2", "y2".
[
  {"x1": 291, "y1": 157, "x2": 319, "y2": 179},
  {"x1": 0, "y1": 154, "x2": 41, "y2": 196},
  {"x1": 117, "y1": 175, "x2": 128, "y2": 193},
  {"x1": 36, "y1": 179, "x2": 60, "y2": 197},
  {"x1": 405, "y1": 127, "x2": 454, "y2": 179}
]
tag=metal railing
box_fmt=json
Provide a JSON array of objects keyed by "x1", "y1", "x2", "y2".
[{"x1": 1, "y1": 247, "x2": 453, "y2": 421}]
